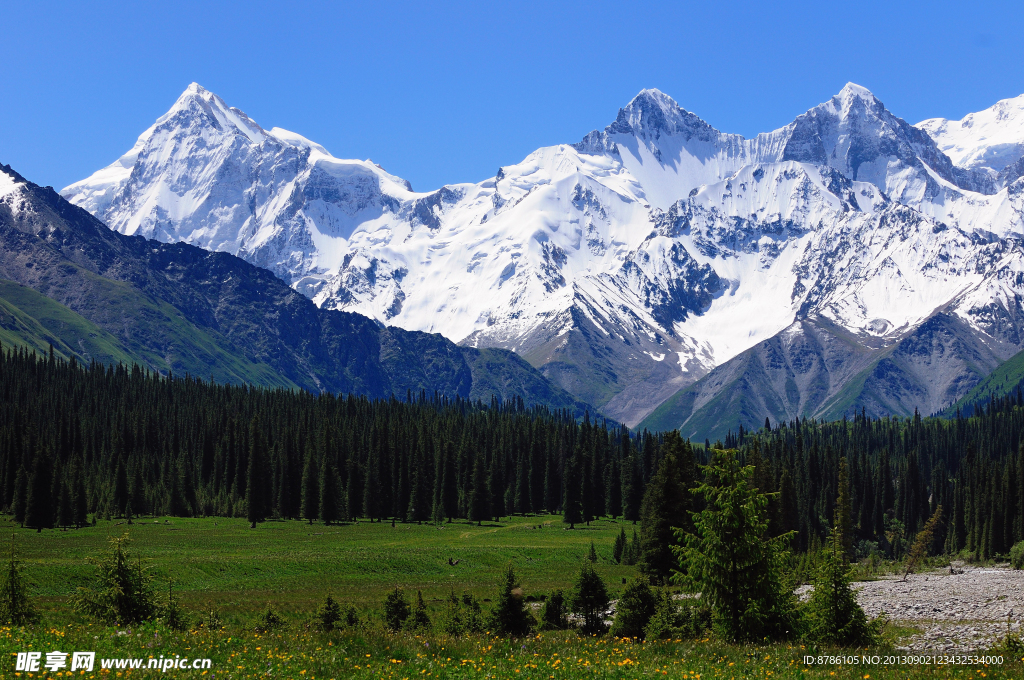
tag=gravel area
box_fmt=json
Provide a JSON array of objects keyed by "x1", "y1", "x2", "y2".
[{"x1": 799, "y1": 562, "x2": 1024, "y2": 653}]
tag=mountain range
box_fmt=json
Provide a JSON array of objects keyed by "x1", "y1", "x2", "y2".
[
  {"x1": 58, "y1": 83, "x2": 1024, "y2": 438},
  {"x1": 0, "y1": 163, "x2": 586, "y2": 412}
]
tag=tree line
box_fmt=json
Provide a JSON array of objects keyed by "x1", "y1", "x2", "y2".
[{"x1": 1, "y1": 342, "x2": 1023, "y2": 567}]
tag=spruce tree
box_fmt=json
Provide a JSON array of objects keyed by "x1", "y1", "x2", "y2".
[
  {"x1": 246, "y1": 417, "x2": 267, "y2": 526},
  {"x1": 468, "y1": 453, "x2": 488, "y2": 525},
  {"x1": 320, "y1": 462, "x2": 340, "y2": 525},
  {"x1": 609, "y1": 574, "x2": 656, "y2": 639},
  {"x1": 488, "y1": 563, "x2": 534, "y2": 636},
  {"x1": 11, "y1": 466, "x2": 27, "y2": 526},
  {"x1": 0, "y1": 535, "x2": 35, "y2": 625},
  {"x1": 637, "y1": 433, "x2": 693, "y2": 582},
  {"x1": 675, "y1": 449, "x2": 796, "y2": 642},
  {"x1": 24, "y1": 445, "x2": 53, "y2": 532},
  {"x1": 539, "y1": 589, "x2": 569, "y2": 630},
  {"x1": 568, "y1": 560, "x2": 609, "y2": 635},
  {"x1": 382, "y1": 587, "x2": 410, "y2": 631},
  {"x1": 301, "y1": 451, "x2": 320, "y2": 524},
  {"x1": 562, "y1": 456, "x2": 582, "y2": 529}
]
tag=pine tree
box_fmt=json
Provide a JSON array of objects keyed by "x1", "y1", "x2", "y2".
[
  {"x1": 468, "y1": 453, "x2": 488, "y2": 525},
  {"x1": 382, "y1": 587, "x2": 410, "y2": 631},
  {"x1": 562, "y1": 456, "x2": 582, "y2": 529},
  {"x1": 0, "y1": 535, "x2": 35, "y2": 625},
  {"x1": 637, "y1": 433, "x2": 693, "y2": 583},
  {"x1": 408, "y1": 590, "x2": 431, "y2": 630},
  {"x1": 320, "y1": 463, "x2": 340, "y2": 525},
  {"x1": 613, "y1": 527, "x2": 626, "y2": 564},
  {"x1": 488, "y1": 563, "x2": 534, "y2": 636},
  {"x1": 24, "y1": 445, "x2": 53, "y2": 532},
  {"x1": 539, "y1": 589, "x2": 569, "y2": 630},
  {"x1": 301, "y1": 451, "x2": 319, "y2": 524},
  {"x1": 609, "y1": 574, "x2": 656, "y2": 639},
  {"x1": 11, "y1": 466, "x2": 27, "y2": 526},
  {"x1": 246, "y1": 417, "x2": 267, "y2": 526},
  {"x1": 836, "y1": 457, "x2": 854, "y2": 560},
  {"x1": 568, "y1": 560, "x2": 609, "y2": 635},
  {"x1": 675, "y1": 449, "x2": 796, "y2": 642}
]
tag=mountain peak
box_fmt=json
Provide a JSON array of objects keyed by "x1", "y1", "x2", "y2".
[
  {"x1": 837, "y1": 82, "x2": 876, "y2": 101},
  {"x1": 607, "y1": 88, "x2": 720, "y2": 143}
]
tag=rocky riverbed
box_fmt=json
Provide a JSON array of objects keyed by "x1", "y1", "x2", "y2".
[{"x1": 800, "y1": 563, "x2": 1023, "y2": 653}]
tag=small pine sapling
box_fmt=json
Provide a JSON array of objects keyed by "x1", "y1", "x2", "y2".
[{"x1": 904, "y1": 506, "x2": 943, "y2": 580}]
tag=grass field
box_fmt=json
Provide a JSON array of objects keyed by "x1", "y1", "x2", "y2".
[
  {"x1": 1, "y1": 514, "x2": 635, "y2": 619},
  {"x1": 2, "y1": 514, "x2": 1022, "y2": 679}
]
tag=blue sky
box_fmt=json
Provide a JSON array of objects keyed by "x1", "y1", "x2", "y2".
[{"x1": 2, "y1": 0, "x2": 1023, "y2": 193}]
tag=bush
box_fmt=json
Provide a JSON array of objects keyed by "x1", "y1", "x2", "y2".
[
  {"x1": 344, "y1": 604, "x2": 360, "y2": 628},
  {"x1": 71, "y1": 532, "x2": 156, "y2": 624},
  {"x1": 569, "y1": 560, "x2": 609, "y2": 635},
  {"x1": 609, "y1": 574, "x2": 656, "y2": 639},
  {"x1": 644, "y1": 591, "x2": 711, "y2": 640},
  {"x1": 255, "y1": 605, "x2": 284, "y2": 633},
  {"x1": 438, "y1": 590, "x2": 482, "y2": 635},
  {"x1": 315, "y1": 593, "x2": 342, "y2": 631},
  {"x1": 407, "y1": 590, "x2": 431, "y2": 630},
  {"x1": 162, "y1": 582, "x2": 189, "y2": 632},
  {"x1": 487, "y1": 563, "x2": 534, "y2": 637},
  {"x1": 1010, "y1": 541, "x2": 1024, "y2": 570},
  {"x1": 383, "y1": 587, "x2": 410, "y2": 631}
]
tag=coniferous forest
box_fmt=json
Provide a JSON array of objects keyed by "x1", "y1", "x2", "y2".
[{"x1": 1, "y1": 342, "x2": 1023, "y2": 565}]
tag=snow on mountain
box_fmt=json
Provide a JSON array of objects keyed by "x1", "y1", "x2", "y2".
[
  {"x1": 62, "y1": 83, "x2": 1024, "y2": 426},
  {"x1": 918, "y1": 93, "x2": 1024, "y2": 174}
]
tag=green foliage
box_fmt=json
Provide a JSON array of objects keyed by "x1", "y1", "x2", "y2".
[
  {"x1": 407, "y1": 590, "x2": 431, "y2": 630},
  {"x1": 1011, "y1": 540, "x2": 1024, "y2": 570},
  {"x1": 162, "y1": 581, "x2": 189, "y2": 632},
  {"x1": 612, "y1": 528, "x2": 625, "y2": 564},
  {"x1": 344, "y1": 604, "x2": 361, "y2": 628},
  {"x1": 587, "y1": 540, "x2": 598, "y2": 563},
  {"x1": 803, "y1": 522, "x2": 879, "y2": 646},
  {"x1": 254, "y1": 605, "x2": 284, "y2": 633},
  {"x1": 675, "y1": 449, "x2": 797, "y2": 642},
  {"x1": 904, "y1": 505, "x2": 943, "y2": 580},
  {"x1": 609, "y1": 574, "x2": 656, "y2": 639},
  {"x1": 643, "y1": 590, "x2": 712, "y2": 641},
  {"x1": 316, "y1": 593, "x2": 343, "y2": 632},
  {"x1": 71, "y1": 532, "x2": 156, "y2": 624},
  {"x1": 538, "y1": 590, "x2": 569, "y2": 631},
  {"x1": 438, "y1": 589, "x2": 483, "y2": 635},
  {"x1": 638, "y1": 434, "x2": 695, "y2": 583},
  {"x1": 487, "y1": 563, "x2": 534, "y2": 637},
  {"x1": 568, "y1": 560, "x2": 609, "y2": 636},
  {"x1": 383, "y1": 587, "x2": 411, "y2": 632},
  {"x1": 0, "y1": 535, "x2": 35, "y2": 625}
]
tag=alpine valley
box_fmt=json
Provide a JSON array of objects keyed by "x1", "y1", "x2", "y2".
[{"x1": 59, "y1": 83, "x2": 1024, "y2": 438}]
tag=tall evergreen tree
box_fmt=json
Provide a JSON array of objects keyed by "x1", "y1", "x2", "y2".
[
  {"x1": 24, "y1": 445, "x2": 53, "y2": 532},
  {"x1": 301, "y1": 450, "x2": 320, "y2": 524}
]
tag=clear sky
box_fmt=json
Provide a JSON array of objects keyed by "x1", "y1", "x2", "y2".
[{"x1": 2, "y1": 0, "x2": 1023, "y2": 194}]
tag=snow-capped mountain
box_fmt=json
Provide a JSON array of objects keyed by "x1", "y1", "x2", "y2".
[
  {"x1": 918, "y1": 93, "x2": 1024, "y2": 181},
  {"x1": 63, "y1": 83, "x2": 1024, "y2": 429}
]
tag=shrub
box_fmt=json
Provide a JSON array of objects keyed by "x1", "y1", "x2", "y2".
[
  {"x1": 383, "y1": 587, "x2": 410, "y2": 631},
  {"x1": 0, "y1": 535, "x2": 35, "y2": 625},
  {"x1": 438, "y1": 590, "x2": 483, "y2": 635},
  {"x1": 539, "y1": 590, "x2": 569, "y2": 631},
  {"x1": 569, "y1": 560, "x2": 609, "y2": 635},
  {"x1": 1010, "y1": 541, "x2": 1024, "y2": 570},
  {"x1": 254, "y1": 605, "x2": 284, "y2": 633},
  {"x1": 71, "y1": 532, "x2": 156, "y2": 624},
  {"x1": 315, "y1": 593, "x2": 342, "y2": 631},
  {"x1": 162, "y1": 582, "x2": 189, "y2": 632},
  {"x1": 487, "y1": 563, "x2": 533, "y2": 637},
  {"x1": 344, "y1": 604, "x2": 360, "y2": 628},
  {"x1": 610, "y1": 574, "x2": 656, "y2": 639},
  {"x1": 407, "y1": 590, "x2": 431, "y2": 630},
  {"x1": 643, "y1": 591, "x2": 711, "y2": 640}
]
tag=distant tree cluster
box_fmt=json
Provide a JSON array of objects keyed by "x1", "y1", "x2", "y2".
[{"x1": 0, "y1": 344, "x2": 669, "y2": 530}]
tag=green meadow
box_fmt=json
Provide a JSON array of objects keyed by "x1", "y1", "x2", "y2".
[{"x1": 2, "y1": 514, "x2": 1022, "y2": 679}]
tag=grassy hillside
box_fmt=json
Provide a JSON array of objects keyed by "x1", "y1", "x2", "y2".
[{"x1": 941, "y1": 347, "x2": 1024, "y2": 416}]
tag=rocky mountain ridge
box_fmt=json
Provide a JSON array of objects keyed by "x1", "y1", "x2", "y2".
[{"x1": 62, "y1": 84, "x2": 1024, "y2": 431}]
